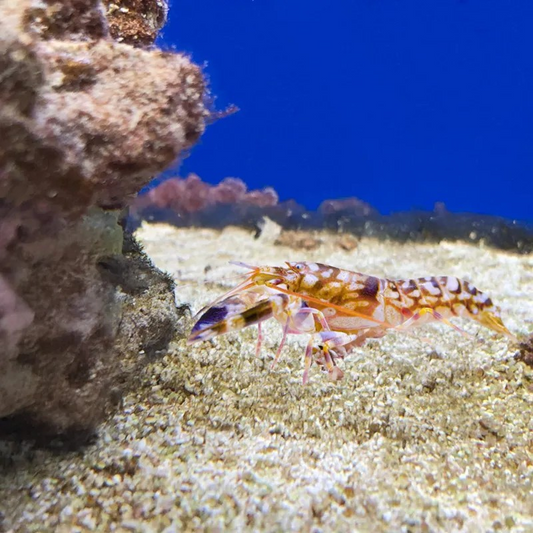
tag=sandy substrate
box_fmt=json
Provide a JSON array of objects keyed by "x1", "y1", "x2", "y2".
[{"x1": 1, "y1": 222, "x2": 532, "y2": 532}]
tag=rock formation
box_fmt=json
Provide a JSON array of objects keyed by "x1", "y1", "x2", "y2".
[
  {"x1": 0, "y1": 0, "x2": 207, "y2": 439},
  {"x1": 131, "y1": 175, "x2": 533, "y2": 254}
]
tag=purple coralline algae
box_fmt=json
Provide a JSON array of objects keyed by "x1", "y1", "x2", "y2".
[{"x1": 134, "y1": 174, "x2": 278, "y2": 215}]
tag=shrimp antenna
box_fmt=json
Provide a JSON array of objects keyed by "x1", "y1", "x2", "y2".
[{"x1": 229, "y1": 260, "x2": 258, "y2": 270}]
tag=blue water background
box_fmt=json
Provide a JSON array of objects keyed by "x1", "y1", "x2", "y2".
[{"x1": 157, "y1": 0, "x2": 533, "y2": 222}]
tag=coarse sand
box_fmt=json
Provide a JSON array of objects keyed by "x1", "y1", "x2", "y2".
[{"x1": 1, "y1": 222, "x2": 532, "y2": 532}]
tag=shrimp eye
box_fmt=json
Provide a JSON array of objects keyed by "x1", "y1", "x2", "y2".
[{"x1": 286, "y1": 261, "x2": 306, "y2": 272}]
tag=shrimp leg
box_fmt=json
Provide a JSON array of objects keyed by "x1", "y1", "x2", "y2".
[
  {"x1": 271, "y1": 304, "x2": 330, "y2": 368},
  {"x1": 302, "y1": 330, "x2": 373, "y2": 384}
]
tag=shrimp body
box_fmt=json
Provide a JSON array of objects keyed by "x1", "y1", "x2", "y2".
[
  {"x1": 278, "y1": 262, "x2": 515, "y2": 340},
  {"x1": 188, "y1": 261, "x2": 515, "y2": 383}
]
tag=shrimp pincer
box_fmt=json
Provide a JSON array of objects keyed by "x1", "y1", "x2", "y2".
[{"x1": 188, "y1": 261, "x2": 516, "y2": 383}]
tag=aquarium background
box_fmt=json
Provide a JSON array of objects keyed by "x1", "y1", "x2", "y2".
[{"x1": 157, "y1": 0, "x2": 533, "y2": 222}]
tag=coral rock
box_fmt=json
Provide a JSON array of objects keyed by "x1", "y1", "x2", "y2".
[
  {"x1": 0, "y1": 209, "x2": 184, "y2": 439},
  {"x1": 516, "y1": 336, "x2": 533, "y2": 368},
  {"x1": 1, "y1": 1, "x2": 206, "y2": 213},
  {"x1": 319, "y1": 197, "x2": 377, "y2": 217},
  {"x1": 245, "y1": 187, "x2": 279, "y2": 208},
  {"x1": 131, "y1": 176, "x2": 533, "y2": 254},
  {"x1": 0, "y1": 0, "x2": 206, "y2": 439},
  {"x1": 134, "y1": 174, "x2": 280, "y2": 219},
  {"x1": 104, "y1": 0, "x2": 169, "y2": 46},
  {"x1": 212, "y1": 177, "x2": 248, "y2": 205},
  {"x1": 275, "y1": 231, "x2": 322, "y2": 251}
]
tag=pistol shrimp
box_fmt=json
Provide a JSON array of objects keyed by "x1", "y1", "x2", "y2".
[{"x1": 188, "y1": 261, "x2": 516, "y2": 383}]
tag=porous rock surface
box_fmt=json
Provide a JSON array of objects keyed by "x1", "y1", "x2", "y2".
[
  {"x1": 103, "y1": 0, "x2": 169, "y2": 46},
  {"x1": 0, "y1": 0, "x2": 206, "y2": 437}
]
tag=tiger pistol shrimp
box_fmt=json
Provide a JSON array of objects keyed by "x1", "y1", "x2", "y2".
[{"x1": 188, "y1": 261, "x2": 516, "y2": 384}]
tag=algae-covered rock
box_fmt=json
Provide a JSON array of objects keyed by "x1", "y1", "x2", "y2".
[
  {"x1": 0, "y1": 209, "x2": 182, "y2": 440},
  {"x1": 0, "y1": 0, "x2": 207, "y2": 439},
  {"x1": 103, "y1": 0, "x2": 169, "y2": 46}
]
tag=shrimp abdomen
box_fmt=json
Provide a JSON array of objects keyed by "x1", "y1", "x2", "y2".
[{"x1": 396, "y1": 275, "x2": 514, "y2": 338}]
